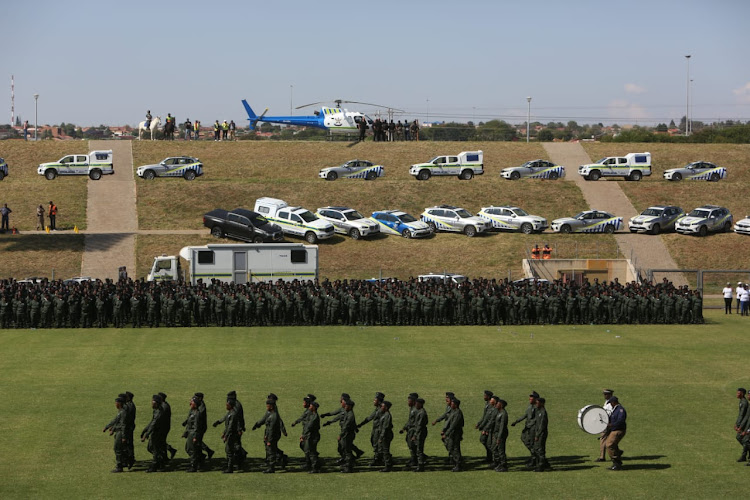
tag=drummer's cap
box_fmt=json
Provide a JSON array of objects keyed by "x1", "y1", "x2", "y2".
[
  {"x1": 739, "y1": 388, "x2": 747, "y2": 394},
  {"x1": 530, "y1": 391, "x2": 540, "y2": 399},
  {"x1": 603, "y1": 389, "x2": 614, "y2": 395},
  {"x1": 609, "y1": 396, "x2": 619, "y2": 404}
]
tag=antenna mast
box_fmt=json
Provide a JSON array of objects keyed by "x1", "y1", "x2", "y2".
[{"x1": 11, "y1": 75, "x2": 15, "y2": 125}]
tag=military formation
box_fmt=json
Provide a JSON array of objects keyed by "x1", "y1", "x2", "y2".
[
  {"x1": 2, "y1": 275, "x2": 702, "y2": 329},
  {"x1": 102, "y1": 390, "x2": 567, "y2": 474}
]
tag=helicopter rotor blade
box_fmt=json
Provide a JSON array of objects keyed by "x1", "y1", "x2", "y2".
[{"x1": 295, "y1": 101, "x2": 327, "y2": 110}]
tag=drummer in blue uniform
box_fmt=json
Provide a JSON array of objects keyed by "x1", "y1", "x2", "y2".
[
  {"x1": 604, "y1": 396, "x2": 627, "y2": 470},
  {"x1": 595, "y1": 389, "x2": 615, "y2": 462}
]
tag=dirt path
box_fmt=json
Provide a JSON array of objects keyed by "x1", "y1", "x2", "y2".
[
  {"x1": 80, "y1": 140, "x2": 137, "y2": 280},
  {"x1": 543, "y1": 142, "x2": 687, "y2": 286}
]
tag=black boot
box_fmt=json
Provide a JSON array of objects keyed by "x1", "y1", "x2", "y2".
[{"x1": 111, "y1": 465, "x2": 124, "y2": 473}]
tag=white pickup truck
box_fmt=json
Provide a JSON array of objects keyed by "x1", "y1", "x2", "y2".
[
  {"x1": 578, "y1": 152, "x2": 651, "y2": 181},
  {"x1": 254, "y1": 197, "x2": 335, "y2": 243},
  {"x1": 38, "y1": 150, "x2": 114, "y2": 180},
  {"x1": 409, "y1": 151, "x2": 483, "y2": 180}
]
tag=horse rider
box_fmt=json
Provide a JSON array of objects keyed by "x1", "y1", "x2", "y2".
[{"x1": 145, "y1": 110, "x2": 152, "y2": 129}]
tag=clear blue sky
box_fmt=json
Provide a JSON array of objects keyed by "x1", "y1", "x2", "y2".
[{"x1": 4, "y1": 0, "x2": 749, "y2": 127}]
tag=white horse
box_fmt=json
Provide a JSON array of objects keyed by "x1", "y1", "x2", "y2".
[{"x1": 138, "y1": 116, "x2": 161, "y2": 140}]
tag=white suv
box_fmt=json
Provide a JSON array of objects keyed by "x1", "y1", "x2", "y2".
[
  {"x1": 420, "y1": 205, "x2": 492, "y2": 237},
  {"x1": 316, "y1": 206, "x2": 380, "y2": 240},
  {"x1": 477, "y1": 205, "x2": 548, "y2": 234}
]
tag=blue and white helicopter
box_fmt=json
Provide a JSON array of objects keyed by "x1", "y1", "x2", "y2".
[{"x1": 241, "y1": 99, "x2": 397, "y2": 135}]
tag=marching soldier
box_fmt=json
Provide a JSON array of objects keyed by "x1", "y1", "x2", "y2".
[
  {"x1": 252, "y1": 398, "x2": 282, "y2": 473},
  {"x1": 735, "y1": 388, "x2": 748, "y2": 462},
  {"x1": 376, "y1": 401, "x2": 394, "y2": 472},
  {"x1": 533, "y1": 397, "x2": 551, "y2": 472},
  {"x1": 511, "y1": 391, "x2": 539, "y2": 467},
  {"x1": 475, "y1": 390, "x2": 496, "y2": 462},
  {"x1": 321, "y1": 393, "x2": 364, "y2": 461},
  {"x1": 413, "y1": 397, "x2": 429, "y2": 472},
  {"x1": 357, "y1": 392, "x2": 385, "y2": 466},
  {"x1": 323, "y1": 398, "x2": 358, "y2": 472},
  {"x1": 103, "y1": 395, "x2": 128, "y2": 473},
  {"x1": 140, "y1": 394, "x2": 168, "y2": 472},
  {"x1": 220, "y1": 399, "x2": 241, "y2": 473},
  {"x1": 182, "y1": 397, "x2": 203, "y2": 472},
  {"x1": 491, "y1": 397, "x2": 509, "y2": 472},
  {"x1": 399, "y1": 392, "x2": 419, "y2": 468},
  {"x1": 192, "y1": 392, "x2": 214, "y2": 461},
  {"x1": 301, "y1": 401, "x2": 321, "y2": 473},
  {"x1": 442, "y1": 398, "x2": 464, "y2": 472},
  {"x1": 123, "y1": 391, "x2": 136, "y2": 469},
  {"x1": 158, "y1": 392, "x2": 177, "y2": 461}
]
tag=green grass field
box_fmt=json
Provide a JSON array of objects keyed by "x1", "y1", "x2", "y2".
[{"x1": 1, "y1": 310, "x2": 747, "y2": 499}]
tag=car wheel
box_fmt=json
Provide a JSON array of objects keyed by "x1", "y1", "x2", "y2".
[
  {"x1": 560, "y1": 224, "x2": 572, "y2": 234},
  {"x1": 417, "y1": 170, "x2": 431, "y2": 180},
  {"x1": 349, "y1": 228, "x2": 361, "y2": 240},
  {"x1": 459, "y1": 169, "x2": 474, "y2": 180},
  {"x1": 698, "y1": 225, "x2": 708, "y2": 237},
  {"x1": 89, "y1": 169, "x2": 102, "y2": 180},
  {"x1": 252, "y1": 236, "x2": 264, "y2": 244},
  {"x1": 510, "y1": 171, "x2": 521, "y2": 180},
  {"x1": 211, "y1": 226, "x2": 224, "y2": 238},
  {"x1": 427, "y1": 222, "x2": 437, "y2": 233},
  {"x1": 672, "y1": 173, "x2": 682, "y2": 181},
  {"x1": 710, "y1": 173, "x2": 720, "y2": 182},
  {"x1": 651, "y1": 224, "x2": 661, "y2": 235},
  {"x1": 401, "y1": 228, "x2": 411, "y2": 238},
  {"x1": 144, "y1": 170, "x2": 156, "y2": 180},
  {"x1": 45, "y1": 169, "x2": 57, "y2": 180},
  {"x1": 184, "y1": 170, "x2": 196, "y2": 181},
  {"x1": 604, "y1": 224, "x2": 615, "y2": 234},
  {"x1": 464, "y1": 225, "x2": 477, "y2": 237},
  {"x1": 305, "y1": 231, "x2": 317, "y2": 244},
  {"x1": 521, "y1": 223, "x2": 533, "y2": 234},
  {"x1": 0, "y1": 171, "x2": 5, "y2": 181},
  {"x1": 326, "y1": 172, "x2": 337, "y2": 181},
  {"x1": 548, "y1": 172, "x2": 559, "y2": 180},
  {"x1": 629, "y1": 171, "x2": 642, "y2": 181},
  {"x1": 589, "y1": 170, "x2": 601, "y2": 181},
  {"x1": 365, "y1": 171, "x2": 376, "y2": 180}
]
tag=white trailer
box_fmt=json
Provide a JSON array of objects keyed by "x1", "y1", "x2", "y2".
[{"x1": 147, "y1": 243, "x2": 318, "y2": 285}]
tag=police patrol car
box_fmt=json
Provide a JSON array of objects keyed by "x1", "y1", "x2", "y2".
[
  {"x1": 254, "y1": 197, "x2": 334, "y2": 243},
  {"x1": 316, "y1": 206, "x2": 380, "y2": 239},
  {"x1": 734, "y1": 215, "x2": 750, "y2": 236},
  {"x1": 371, "y1": 210, "x2": 432, "y2": 238},
  {"x1": 578, "y1": 152, "x2": 651, "y2": 181},
  {"x1": 38, "y1": 150, "x2": 113, "y2": 180},
  {"x1": 663, "y1": 161, "x2": 727, "y2": 182},
  {"x1": 0, "y1": 157, "x2": 7, "y2": 181},
  {"x1": 628, "y1": 205, "x2": 684, "y2": 235},
  {"x1": 136, "y1": 156, "x2": 204, "y2": 180},
  {"x1": 500, "y1": 160, "x2": 565, "y2": 180},
  {"x1": 420, "y1": 205, "x2": 492, "y2": 237},
  {"x1": 318, "y1": 159, "x2": 384, "y2": 181},
  {"x1": 477, "y1": 206, "x2": 548, "y2": 234},
  {"x1": 675, "y1": 205, "x2": 733, "y2": 236},
  {"x1": 409, "y1": 151, "x2": 483, "y2": 180},
  {"x1": 550, "y1": 210, "x2": 623, "y2": 234}
]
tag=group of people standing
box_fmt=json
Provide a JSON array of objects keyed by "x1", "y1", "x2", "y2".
[
  {"x1": 359, "y1": 118, "x2": 420, "y2": 142},
  {"x1": 723, "y1": 282, "x2": 750, "y2": 316},
  {"x1": 102, "y1": 388, "x2": 628, "y2": 474},
  {"x1": 0, "y1": 201, "x2": 56, "y2": 233},
  {"x1": 144, "y1": 111, "x2": 236, "y2": 141}
]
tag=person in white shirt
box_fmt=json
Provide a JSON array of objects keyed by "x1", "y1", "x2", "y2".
[
  {"x1": 595, "y1": 389, "x2": 615, "y2": 462},
  {"x1": 723, "y1": 283, "x2": 734, "y2": 314},
  {"x1": 741, "y1": 285, "x2": 749, "y2": 317},
  {"x1": 737, "y1": 282, "x2": 745, "y2": 314}
]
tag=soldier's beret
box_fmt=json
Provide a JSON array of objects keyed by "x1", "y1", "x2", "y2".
[
  {"x1": 307, "y1": 394, "x2": 317, "y2": 402},
  {"x1": 303, "y1": 397, "x2": 310, "y2": 404},
  {"x1": 498, "y1": 399, "x2": 507, "y2": 407},
  {"x1": 158, "y1": 392, "x2": 167, "y2": 400},
  {"x1": 537, "y1": 397, "x2": 546, "y2": 404},
  {"x1": 530, "y1": 391, "x2": 540, "y2": 399},
  {"x1": 227, "y1": 390, "x2": 237, "y2": 398},
  {"x1": 194, "y1": 392, "x2": 204, "y2": 399},
  {"x1": 345, "y1": 399, "x2": 355, "y2": 407},
  {"x1": 408, "y1": 392, "x2": 419, "y2": 400},
  {"x1": 383, "y1": 400, "x2": 392, "y2": 409},
  {"x1": 608, "y1": 396, "x2": 618, "y2": 404},
  {"x1": 451, "y1": 398, "x2": 461, "y2": 407},
  {"x1": 375, "y1": 392, "x2": 385, "y2": 400},
  {"x1": 445, "y1": 391, "x2": 455, "y2": 398},
  {"x1": 739, "y1": 388, "x2": 747, "y2": 394},
  {"x1": 267, "y1": 393, "x2": 278, "y2": 401},
  {"x1": 266, "y1": 399, "x2": 275, "y2": 406},
  {"x1": 416, "y1": 398, "x2": 425, "y2": 404},
  {"x1": 118, "y1": 393, "x2": 127, "y2": 400},
  {"x1": 152, "y1": 395, "x2": 163, "y2": 404},
  {"x1": 125, "y1": 391, "x2": 134, "y2": 399},
  {"x1": 603, "y1": 389, "x2": 614, "y2": 395},
  {"x1": 115, "y1": 396, "x2": 126, "y2": 404},
  {"x1": 341, "y1": 393, "x2": 350, "y2": 400},
  {"x1": 311, "y1": 401, "x2": 319, "y2": 408},
  {"x1": 484, "y1": 390, "x2": 494, "y2": 397}
]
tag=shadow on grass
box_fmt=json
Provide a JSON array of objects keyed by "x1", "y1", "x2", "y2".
[{"x1": 0, "y1": 234, "x2": 85, "y2": 252}]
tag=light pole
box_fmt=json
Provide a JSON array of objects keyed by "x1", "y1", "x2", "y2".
[
  {"x1": 426, "y1": 98, "x2": 430, "y2": 124},
  {"x1": 526, "y1": 96, "x2": 532, "y2": 143},
  {"x1": 33, "y1": 93, "x2": 39, "y2": 141},
  {"x1": 684, "y1": 55, "x2": 691, "y2": 136},
  {"x1": 290, "y1": 85, "x2": 293, "y2": 116}
]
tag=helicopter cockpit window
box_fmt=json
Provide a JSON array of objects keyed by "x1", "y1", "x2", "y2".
[{"x1": 354, "y1": 116, "x2": 362, "y2": 123}]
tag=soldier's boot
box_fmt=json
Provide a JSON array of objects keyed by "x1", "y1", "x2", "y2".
[
  {"x1": 111, "y1": 464, "x2": 124, "y2": 473},
  {"x1": 494, "y1": 461, "x2": 508, "y2": 472},
  {"x1": 223, "y1": 459, "x2": 234, "y2": 474},
  {"x1": 354, "y1": 446, "x2": 364, "y2": 459},
  {"x1": 168, "y1": 445, "x2": 177, "y2": 460},
  {"x1": 414, "y1": 463, "x2": 425, "y2": 472},
  {"x1": 486, "y1": 449, "x2": 493, "y2": 462},
  {"x1": 205, "y1": 446, "x2": 215, "y2": 460}
]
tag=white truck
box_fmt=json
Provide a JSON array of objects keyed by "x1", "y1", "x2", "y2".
[
  {"x1": 38, "y1": 150, "x2": 114, "y2": 180},
  {"x1": 254, "y1": 197, "x2": 335, "y2": 243},
  {"x1": 578, "y1": 152, "x2": 651, "y2": 181},
  {"x1": 409, "y1": 151, "x2": 483, "y2": 180},
  {"x1": 147, "y1": 243, "x2": 319, "y2": 285}
]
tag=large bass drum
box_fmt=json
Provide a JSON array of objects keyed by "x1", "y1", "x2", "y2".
[{"x1": 577, "y1": 405, "x2": 609, "y2": 434}]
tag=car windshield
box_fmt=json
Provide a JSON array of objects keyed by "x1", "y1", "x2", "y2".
[
  {"x1": 299, "y1": 210, "x2": 318, "y2": 222},
  {"x1": 250, "y1": 214, "x2": 269, "y2": 226},
  {"x1": 455, "y1": 209, "x2": 473, "y2": 218},
  {"x1": 453, "y1": 276, "x2": 468, "y2": 284},
  {"x1": 514, "y1": 208, "x2": 529, "y2": 216},
  {"x1": 399, "y1": 213, "x2": 417, "y2": 223},
  {"x1": 596, "y1": 158, "x2": 608, "y2": 164},
  {"x1": 428, "y1": 157, "x2": 441, "y2": 163},
  {"x1": 344, "y1": 211, "x2": 364, "y2": 220},
  {"x1": 642, "y1": 209, "x2": 663, "y2": 216},
  {"x1": 573, "y1": 212, "x2": 586, "y2": 219},
  {"x1": 688, "y1": 209, "x2": 710, "y2": 218}
]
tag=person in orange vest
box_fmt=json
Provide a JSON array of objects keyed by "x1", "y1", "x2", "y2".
[
  {"x1": 48, "y1": 201, "x2": 58, "y2": 231},
  {"x1": 531, "y1": 245, "x2": 541, "y2": 259},
  {"x1": 542, "y1": 244, "x2": 552, "y2": 260}
]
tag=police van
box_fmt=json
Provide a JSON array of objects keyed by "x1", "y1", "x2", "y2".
[
  {"x1": 38, "y1": 150, "x2": 114, "y2": 180},
  {"x1": 578, "y1": 152, "x2": 651, "y2": 181},
  {"x1": 409, "y1": 151, "x2": 484, "y2": 180}
]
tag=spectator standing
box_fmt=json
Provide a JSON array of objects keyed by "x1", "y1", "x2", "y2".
[
  {"x1": 736, "y1": 282, "x2": 744, "y2": 314},
  {"x1": 184, "y1": 118, "x2": 192, "y2": 140},
  {"x1": 193, "y1": 120, "x2": 200, "y2": 140},
  {"x1": 229, "y1": 120, "x2": 236, "y2": 141},
  {"x1": 404, "y1": 120, "x2": 411, "y2": 141},
  {"x1": 23, "y1": 120, "x2": 29, "y2": 141},
  {"x1": 36, "y1": 205, "x2": 45, "y2": 231},
  {"x1": 411, "y1": 120, "x2": 420, "y2": 141},
  {"x1": 48, "y1": 201, "x2": 57, "y2": 231},
  {"x1": 214, "y1": 121, "x2": 220, "y2": 141},
  {"x1": 222, "y1": 120, "x2": 229, "y2": 140},
  {"x1": 741, "y1": 285, "x2": 749, "y2": 316},
  {"x1": 723, "y1": 282, "x2": 734, "y2": 314},
  {"x1": 358, "y1": 118, "x2": 367, "y2": 142},
  {"x1": 0, "y1": 203, "x2": 11, "y2": 231}
]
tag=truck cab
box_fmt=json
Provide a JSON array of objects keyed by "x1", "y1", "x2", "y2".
[
  {"x1": 409, "y1": 151, "x2": 483, "y2": 180},
  {"x1": 254, "y1": 197, "x2": 335, "y2": 244},
  {"x1": 147, "y1": 254, "x2": 182, "y2": 282},
  {"x1": 578, "y1": 152, "x2": 651, "y2": 181},
  {"x1": 38, "y1": 150, "x2": 114, "y2": 180}
]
